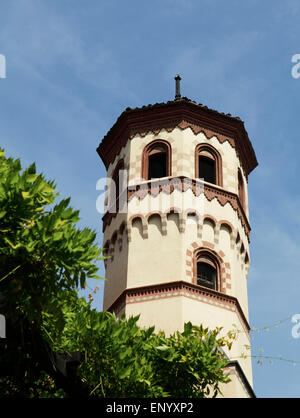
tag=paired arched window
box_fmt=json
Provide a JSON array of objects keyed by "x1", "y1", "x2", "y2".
[
  {"x1": 195, "y1": 144, "x2": 222, "y2": 186},
  {"x1": 142, "y1": 141, "x2": 223, "y2": 185},
  {"x1": 194, "y1": 250, "x2": 220, "y2": 291},
  {"x1": 142, "y1": 140, "x2": 171, "y2": 180}
]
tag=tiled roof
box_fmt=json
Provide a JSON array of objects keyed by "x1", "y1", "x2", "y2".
[
  {"x1": 99, "y1": 97, "x2": 243, "y2": 146},
  {"x1": 97, "y1": 96, "x2": 258, "y2": 175}
]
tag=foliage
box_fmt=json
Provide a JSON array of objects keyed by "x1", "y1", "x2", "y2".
[
  {"x1": 0, "y1": 149, "x2": 103, "y2": 397},
  {"x1": 0, "y1": 372, "x2": 67, "y2": 398},
  {"x1": 0, "y1": 148, "x2": 102, "y2": 327},
  {"x1": 42, "y1": 289, "x2": 232, "y2": 398}
]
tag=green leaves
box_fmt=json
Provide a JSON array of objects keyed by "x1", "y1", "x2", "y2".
[
  {"x1": 119, "y1": 365, "x2": 132, "y2": 380},
  {"x1": 0, "y1": 148, "x2": 104, "y2": 364},
  {"x1": 183, "y1": 321, "x2": 193, "y2": 336},
  {"x1": 40, "y1": 289, "x2": 232, "y2": 398}
]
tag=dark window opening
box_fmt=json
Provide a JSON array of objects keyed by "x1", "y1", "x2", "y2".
[
  {"x1": 238, "y1": 170, "x2": 245, "y2": 210},
  {"x1": 111, "y1": 160, "x2": 124, "y2": 213},
  {"x1": 198, "y1": 156, "x2": 216, "y2": 184},
  {"x1": 148, "y1": 152, "x2": 167, "y2": 179},
  {"x1": 197, "y1": 262, "x2": 216, "y2": 290}
]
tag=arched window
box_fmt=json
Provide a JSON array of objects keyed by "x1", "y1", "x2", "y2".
[
  {"x1": 194, "y1": 250, "x2": 220, "y2": 291},
  {"x1": 238, "y1": 169, "x2": 245, "y2": 211},
  {"x1": 195, "y1": 144, "x2": 222, "y2": 186},
  {"x1": 142, "y1": 140, "x2": 171, "y2": 180}
]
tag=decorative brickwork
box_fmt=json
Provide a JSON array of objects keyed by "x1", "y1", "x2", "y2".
[
  {"x1": 185, "y1": 241, "x2": 232, "y2": 295},
  {"x1": 104, "y1": 211, "x2": 248, "y2": 287},
  {"x1": 102, "y1": 177, "x2": 250, "y2": 242},
  {"x1": 107, "y1": 280, "x2": 250, "y2": 335}
]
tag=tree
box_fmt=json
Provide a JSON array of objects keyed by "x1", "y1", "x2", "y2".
[
  {"x1": 0, "y1": 149, "x2": 233, "y2": 398},
  {"x1": 0, "y1": 149, "x2": 103, "y2": 396}
]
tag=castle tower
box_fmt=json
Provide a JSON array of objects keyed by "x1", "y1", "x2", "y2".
[{"x1": 96, "y1": 77, "x2": 258, "y2": 398}]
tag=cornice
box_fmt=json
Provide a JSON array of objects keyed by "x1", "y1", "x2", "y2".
[
  {"x1": 107, "y1": 280, "x2": 251, "y2": 335},
  {"x1": 96, "y1": 99, "x2": 258, "y2": 177}
]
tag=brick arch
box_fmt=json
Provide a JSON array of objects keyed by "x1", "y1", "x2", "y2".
[
  {"x1": 217, "y1": 220, "x2": 235, "y2": 248},
  {"x1": 203, "y1": 214, "x2": 217, "y2": 226},
  {"x1": 141, "y1": 139, "x2": 172, "y2": 180},
  {"x1": 147, "y1": 212, "x2": 166, "y2": 236},
  {"x1": 129, "y1": 215, "x2": 146, "y2": 240},
  {"x1": 146, "y1": 211, "x2": 163, "y2": 220},
  {"x1": 129, "y1": 135, "x2": 175, "y2": 184},
  {"x1": 129, "y1": 214, "x2": 145, "y2": 223},
  {"x1": 185, "y1": 241, "x2": 232, "y2": 294},
  {"x1": 202, "y1": 215, "x2": 217, "y2": 245},
  {"x1": 195, "y1": 142, "x2": 223, "y2": 187},
  {"x1": 165, "y1": 209, "x2": 181, "y2": 234},
  {"x1": 219, "y1": 219, "x2": 234, "y2": 232}
]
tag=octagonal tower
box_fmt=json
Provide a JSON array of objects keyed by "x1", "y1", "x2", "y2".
[{"x1": 97, "y1": 78, "x2": 258, "y2": 398}]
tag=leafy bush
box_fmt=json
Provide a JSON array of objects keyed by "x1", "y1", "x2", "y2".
[{"x1": 43, "y1": 289, "x2": 232, "y2": 398}]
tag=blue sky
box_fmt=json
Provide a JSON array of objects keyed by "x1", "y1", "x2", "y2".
[{"x1": 1, "y1": 0, "x2": 300, "y2": 398}]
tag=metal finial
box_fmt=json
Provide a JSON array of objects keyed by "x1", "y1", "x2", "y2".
[{"x1": 174, "y1": 74, "x2": 181, "y2": 100}]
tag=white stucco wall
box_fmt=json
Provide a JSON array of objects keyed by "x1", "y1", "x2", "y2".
[{"x1": 102, "y1": 123, "x2": 254, "y2": 397}]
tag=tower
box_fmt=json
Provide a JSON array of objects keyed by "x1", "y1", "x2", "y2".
[{"x1": 96, "y1": 77, "x2": 258, "y2": 398}]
